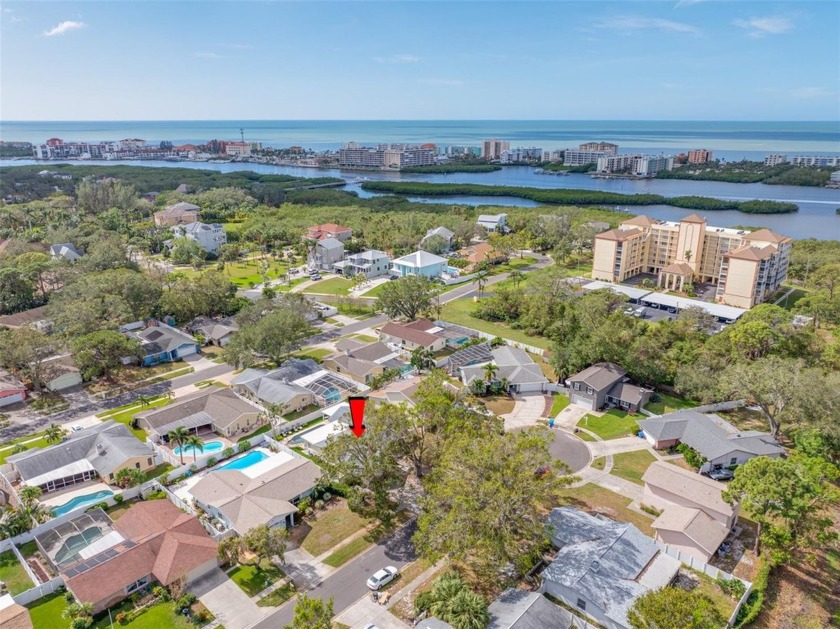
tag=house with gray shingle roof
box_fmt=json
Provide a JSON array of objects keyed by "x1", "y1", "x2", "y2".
[
  {"x1": 459, "y1": 346, "x2": 548, "y2": 394},
  {"x1": 637, "y1": 409, "x2": 783, "y2": 471},
  {"x1": 566, "y1": 362, "x2": 651, "y2": 413},
  {"x1": 121, "y1": 320, "x2": 200, "y2": 366},
  {"x1": 7, "y1": 421, "x2": 156, "y2": 493},
  {"x1": 310, "y1": 236, "x2": 345, "y2": 270},
  {"x1": 487, "y1": 589, "x2": 577, "y2": 629},
  {"x1": 187, "y1": 316, "x2": 239, "y2": 347},
  {"x1": 420, "y1": 226, "x2": 455, "y2": 252},
  {"x1": 541, "y1": 507, "x2": 680, "y2": 629},
  {"x1": 50, "y1": 243, "x2": 83, "y2": 262}
]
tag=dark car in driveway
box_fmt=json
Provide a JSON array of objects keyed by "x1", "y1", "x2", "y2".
[{"x1": 708, "y1": 468, "x2": 735, "y2": 481}]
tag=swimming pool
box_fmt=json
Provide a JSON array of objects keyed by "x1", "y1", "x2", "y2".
[
  {"x1": 54, "y1": 526, "x2": 104, "y2": 565},
  {"x1": 52, "y1": 490, "x2": 114, "y2": 517},
  {"x1": 216, "y1": 450, "x2": 269, "y2": 471},
  {"x1": 173, "y1": 439, "x2": 224, "y2": 457}
]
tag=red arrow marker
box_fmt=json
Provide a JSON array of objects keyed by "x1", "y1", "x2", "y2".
[{"x1": 348, "y1": 396, "x2": 367, "y2": 438}]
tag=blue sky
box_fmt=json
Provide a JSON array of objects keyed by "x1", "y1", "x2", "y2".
[{"x1": 1, "y1": 1, "x2": 838, "y2": 120}]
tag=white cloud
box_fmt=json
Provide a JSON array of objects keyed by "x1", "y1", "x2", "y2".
[
  {"x1": 419, "y1": 78, "x2": 464, "y2": 86},
  {"x1": 193, "y1": 51, "x2": 224, "y2": 59},
  {"x1": 43, "y1": 20, "x2": 85, "y2": 37},
  {"x1": 674, "y1": 0, "x2": 704, "y2": 8},
  {"x1": 595, "y1": 16, "x2": 700, "y2": 35},
  {"x1": 733, "y1": 16, "x2": 793, "y2": 37},
  {"x1": 373, "y1": 54, "x2": 420, "y2": 64}
]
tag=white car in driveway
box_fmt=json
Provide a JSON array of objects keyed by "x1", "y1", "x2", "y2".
[{"x1": 366, "y1": 566, "x2": 398, "y2": 590}]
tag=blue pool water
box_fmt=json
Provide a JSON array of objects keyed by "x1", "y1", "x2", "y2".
[
  {"x1": 173, "y1": 440, "x2": 224, "y2": 457},
  {"x1": 52, "y1": 490, "x2": 114, "y2": 517},
  {"x1": 216, "y1": 450, "x2": 269, "y2": 471}
]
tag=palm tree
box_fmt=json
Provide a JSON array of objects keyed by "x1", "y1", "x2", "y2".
[
  {"x1": 136, "y1": 394, "x2": 152, "y2": 408},
  {"x1": 473, "y1": 268, "x2": 489, "y2": 299},
  {"x1": 168, "y1": 426, "x2": 191, "y2": 465},
  {"x1": 509, "y1": 269, "x2": 524, "y2": 289},
  {"x1": 44, "y1": 423, "x2": 66, "y2": 444},
  {"x1": 482, "y1": 362, "x2": 498, "y2": 385},
  {"x1": 447, "y1": 590, "x2": 489, "y2": 629},
  {"x1": 184, "y1": 435, "x2": 205, "y2": 463}
]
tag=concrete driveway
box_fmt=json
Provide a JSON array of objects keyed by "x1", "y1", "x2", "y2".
[
  {"x1": 502, "y1": 394, "x2": 549, "y2": 430},
  {"x1": 588, "y1": 436, "x2": 652, "y2": 457},
  {"x1": 192, "y1": 567, "x2": 269, "y2": 629},
  {"x1": 548, "y1": 430, "x2": 591, "y2": 473},
  {"x1": 552, "y1": 402, "x2": 590, "y2": 430}
]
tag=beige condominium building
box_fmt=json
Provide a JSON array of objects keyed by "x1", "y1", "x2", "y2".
[{"x1": 592, "y1": 214, "x2": 791, "y2": 309}]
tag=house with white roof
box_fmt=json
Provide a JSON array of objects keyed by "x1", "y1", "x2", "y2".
[
  {"x1": 172, "y1": 221, "x2": 227, "y2": 254},
  {"x1": 390, "y1": 250, "x2": 449, "y2": 279},
  {"x1": 477, "y1": 213, "x2": 508, "y2": 233},
  {"x1": 334, "y1": 249, "x2": 391, "y2": 278},
  {"x1": 541, "y1": 507, "x2": 680, "y2": 629},
  {"x1": 50, "y1": 243, "x2": 83, "y2": 262},
  {"x1": 420, "y1": 226, "x2": 455, "y2": 252}
]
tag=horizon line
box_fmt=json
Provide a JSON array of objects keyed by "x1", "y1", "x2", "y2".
[{"x1": 2, "y1": 118, "x2": 838, "y2": 124}]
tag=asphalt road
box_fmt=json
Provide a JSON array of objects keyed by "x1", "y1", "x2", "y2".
[
  {"x1": 248, "y1": 521, "x2": 418, "y2": 629},
  {"x1": 438, "y1": 252, "x2": 550, "y2": 304}
]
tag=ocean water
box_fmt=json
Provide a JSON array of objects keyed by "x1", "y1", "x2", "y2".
[{"x1": 2, "y1": 120, "x2": 839, "y2": 161}]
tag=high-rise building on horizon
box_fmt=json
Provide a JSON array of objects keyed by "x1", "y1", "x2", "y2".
[
  {"x1": 764, "y1": 154, "x2": 788, "y2": 166},
  {"x1": 481, "y1": 139, "x2": 510, "y2": 160},
  {"x1": 687, "y1": 149, "x2": 713, "y2": 164}
]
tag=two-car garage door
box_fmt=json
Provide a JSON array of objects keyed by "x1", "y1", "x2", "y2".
[{"x1": 569, "y1": 394, "x2": 595, "y2": 411}]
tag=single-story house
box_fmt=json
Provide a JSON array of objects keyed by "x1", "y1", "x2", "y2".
[
  {"x1": 446, "y1": 341, "x2": 493, "y2": 375},
  {"x1": 566, "y1": 363, "x2": 651, "y2": 413},
  {"x1": 420, "y1": 226, "x2": 455, "y2": 252},
  {"x1": 378, "y1": 320, "x2": 447, "y2": 352},
  {"x1": 323, "y1": 339, "x2": 409, "y2": 385},
  {"x1": 122, "y1": 321, "x2": 200, "y2": 366},
  {"x1": 541, "y1": 507, "x2": 680, "y2": 629},
  {"x1": 59, "y1": 501, "x2": 218, "y2": 614},
  {"x1": 456, "y1": 243, "x2": 506, "y2": 271},
  {"x1": 0, "y1": 305, "x2": 52, "y2": 332},
  {"x1": 459, "y1": 346, "x2": 549, "y2": 394},
  {"x1": 310, "y1": 237, "x2": 344, "y2": 270},
  {"x1": 642, "y1": 461, "x2": 738, "y2": 562},
  {"x1": 186, "y1": 316, "x2": 239, "y2": 347},
  {"x1": 477, "y1": 213, "x2": 508, "y2": 233},
  {"x1": 488, "y1": 589, "x2": 576, "y2": 629},
  {"x1": 43, "y1": 354, "x2": 82, "y2": 391},
  {"x1": 135, "y1": 389, "x2": 263, "y2": 441},
  {"x1": 333, "y1": 249, "x2": 391, "y2": 279},
  {"x1": 290, "y1": 406, "x2": 349, "y2": 454},
  {"x1": 306, "y1": 223, "x2": 352, "y2": 242},
  {"x1": 637, "y1": 410, "x2": 784, "y2": 472},
  {"x1": 0, "y1": 599, "x2": 32, "y2": 629},
  {"x1": 153, "y1": 201, "x2": 200, "y2": 227},
  {"x1": 0, "y1": 370, "x2": 27, "y2": 408},
  {"x1": 50, "y1": 243, "x2": 83, "y2": 262},
  {"x1": 6, "y1": 421, "x2": 156, "y2": 493},
  {"x1": 189, "y1": 455, "x2": 322, "y2": 532},
  {"x1": 390, "y1": 250, "x2": 449, "y2": 279}
]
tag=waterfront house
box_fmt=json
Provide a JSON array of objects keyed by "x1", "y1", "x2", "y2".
[
  {"x1": 566, "y1": 363, "x2": 651, "y2": 413},
  {"x1": 310, "y1": 237, "x2": 345, "y2": 271},
  {"x1": 390, "y1": 250, "x2": 448, "y2": 279},
  {"x1": 541, "y1": 507, "x2": 680, "y2": 629},
  {"x1": 153, "y1": 201, "x2": 200, "y2": 227},
  {"x1": 135, "y1": 388, "x2": 264, "y2": 442},
  {"x1": 637, "y1": 409, "x2": 783, "y2": 472},
  {"x1": 172, "y1": 221, "x2": 227, "y2": 254},
  {"x1": 57, "y1": 501, "x2": 218, "y2": 614},
  {"x1": 6, "y1": 421, "x2": 156, "y2": 492},
  {"x1": 188, "y1": 453, "x2": 322, "y2": 532},
  {"x1": 476, "y1": 213, "x2": 508, "y2": 233},
  {"x1": 333, "y1": 249, "x2": 391, "y2": 279},
  {"x1": 642, "y1": 461, "x2": 738, "y2": 562},
  {"x1": 121, "y1": 320, "x2": 200, "y2": 366}
]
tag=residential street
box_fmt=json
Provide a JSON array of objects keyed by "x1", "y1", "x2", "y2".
[
  {"x1": 438, "y1": 252, "x2": 550, "y2": 304},
  {"x1": 247, "y1": 521, "x2": 418, "y2": 629}
]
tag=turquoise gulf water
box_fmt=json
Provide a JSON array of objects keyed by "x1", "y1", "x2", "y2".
[
  {"x1": 2, "y1": 120, "x2": 838, "y2": 161},
  {"x1": 216, "y1": 450, "x2": 269, "y2": 471},
  {"x1": 52, "y1": 490, "x2": 114, "y2": 517},
  {"x1": 173, "y1": 440, "x2": 224, "y2": 457}
]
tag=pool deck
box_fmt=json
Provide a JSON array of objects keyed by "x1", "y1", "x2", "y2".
[{"x1": 40, "y1": 480, "x2": 114, "y2": 510}]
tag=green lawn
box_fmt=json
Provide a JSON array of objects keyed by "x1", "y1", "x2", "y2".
[
  {"x1": 645, "y1": 393, "x2": 697, "y2": 416},
  {"x1": 322, "y1": 536, "x2": 372, "y2": 568},
  {"x1": 350, "y1": 333, "x2": 378, "y2": 343},
  {"x1": 577, "y1": 409, "x2": 644, "y2": 440},
  {"x1": 257, "y1": 582, "x2": 296, "y2": 607},
  {"x1": 282, "y1": 404, "x2": 321, "y2": 421},
  {"x1": 336, "y1": 303, "x2": 377, "y2": 319},
  {"x1": 0, "y1": 550, "x2": 33, "y2": 595},
  {"x1": 550, "y1": 393, "x2": 570, "y2": 417},
  {"x1": 591, "y1": 456, "x2": 607, "y2": 470},
  {"x1": 228, "y1": 562, "x2": 285, "y2": 597},
  {"x1": 776, "y1": 287, "x2": 809, "y2": 311},
  {"x1": 294, "y1": 347, "x2": 333, "y2": 361},
  {"x1": 238, "y1": 424, "x2": 272, "y2": 443},
  {"x1": 302, "y1": 277, "x2": 353, "y2": 296},
  {"x1": 97, "y1": 395, "x2": 172, "y2": 440},
  {"x1": 440, "y1": 298, "x2": 550, "y2": 349},
  {"x1": 27, "y1": 592, "x2": 67, "y2": 629},
  {"x1": 0, "y1": 435, "x2": 52, "y2": 464},
  {"x1": 610, "y1": 450, "x2": 657, "y2": 485},
  {"x1": 90, "y1": 599, "x2": 200, "y2": 629},
  {"x1": 301, "y1": 503, "x2": 370, "y2": 556},
  {"x1": 183, "y1": 257, "x2": 290, "y2": 288},
  {"x1": 361, "y1": 282, "x2": 389, "y2": 297},
  {"x1": 17, "y1": 541, "x2": 39, "y2": 559}
]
